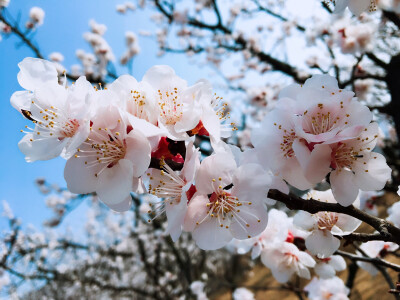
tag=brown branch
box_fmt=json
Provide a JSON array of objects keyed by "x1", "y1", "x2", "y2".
[
  {"x1": 336, "y1": 250, "x2": 400, "y2": 272},
  {"x1": 267, "y1": 189, "x2": 400, "y2": 244}
]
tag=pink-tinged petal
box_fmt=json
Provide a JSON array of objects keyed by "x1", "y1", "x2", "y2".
[
  {"x1": 232, "y1": 163, "x2": 270, "y2": 205},
  {"x1": 183, "y1": 194, "x2": 209, "y2": 232},
  {"x1": 305, "y1": 230, "x2": 340, "y2": 258},
  {"x1": 165, "y1": 193, "x2": 188, "y2": 242},
  {"x1": 192, "y1": 217, "x2": 233, "y2": 250},
  {"x1": 195, "y1": 152, "x2": 236, "y2": 195},
  {"x1": 229, "y1": 205, "x2": 268, "y2": 240},
  {"x1": 106, "y1": 195, "x2": 132, "y2": 212},
  {"x1": 11, "y1": 91, "x2": 33, "y2": 112},
  {"x1": 330, "y1": 169, "x2": 359, "y2": 206},
  {"x1": 19, "y1": 133, "x2": 67, "y2": 162},
  {"x1": 64, "y1": 154, "x2": 102, "y2": 194},
  {"x1": 330, "y1": 255, "x2": 346, "y2": 271},
  {"x1": 292, "y1": 140, "x2": 331, "y2": 184},
  {"x1": 348, "y1": 0, "x2": 371, "y2": 15},
  {"x1": 17, "y1": 57, "x2": 58, "y2": 91},
  {"x1": 96, "y1": 159, "x2": 134, "y2": 205},
  {"x1": 293, "y1": 211, "x2": 316, "y2": 231},
  {"x1": 124, "y1": 129, "x2": 151, "y2": 177},
  {"x1": 315, "y1": 263, "x2": 336, "y2": 279},
  {"x1": 353, "y1": 152, "x2": 391, "y2": 191}
]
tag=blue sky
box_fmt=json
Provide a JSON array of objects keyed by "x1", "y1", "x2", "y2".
[{"x1": 0, "y1": 0, "x2": 211, "y2": 229}]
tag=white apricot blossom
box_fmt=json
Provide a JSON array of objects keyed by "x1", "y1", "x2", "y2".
[
  {"x1": 251, "y1": 97, "x2": 313, "y2": 190},
  {"x1": 357, "y1": 240, "x2": 399, "y2": 275},
  {"x1": 328, "y1": 122, "x2": 391, "y2": 206},
  {"x1": 294, "y1": 190, "x2": 361, "y2": 258},
  {"x1": 261, "y1": 241, "x2": 316, "y2": 283},
  {"x1": 146, "y1": 142, "x2": 200, "y2": 241},
  {"x1": 12, "y1": 58, "x2": 93, "y2": 162},
  {"x1": 305, "y1": 276, "x2": 349, "y2": 300},
  {"x1": 314, "y1": 255, "x2": 347, "y2": 279},
  {"x1": 141, "y1": 65, "x2": 206, "y2": 140},
  {"x1": 64, "y1": 105, "x2": 151, "y2": 212},
  {"x1": 184, "y1": 149, "x2": 271, "y2": 250},
  {"x1": 249, "y1": 209, "x2": 291, "y2": 259}
]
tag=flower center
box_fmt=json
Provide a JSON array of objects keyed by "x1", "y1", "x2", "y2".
[
  {"x1": 77, "y1": 127, "x2": 127, "y2": 177},
  {"x1": 157, "y1": 87, "x2": 183, "y2": 125},
  {"x1": 149, "y1": 163, "x2": 186, "y2": 204},
  {"x1": 21, "y1": 101, "x2": 81, "y2": 141},
  {"x1": 315, "y1": 211, "x2": 338, "y2": 231},
  {"x1": 129, "y1": 90, "x2": 151, "y2": 122},
  {"x1": 283, "y1": 252, "x2": 299, "y2": 264},
  {"x1": 302, "y1": 103, "x2": 344, "y2": 135},
  {"x1": 60, "y1": 119, "x2": 80, "y2": 138},
  {"x1": 274, "y1": 122, "x2": 297, "y2": 158}
]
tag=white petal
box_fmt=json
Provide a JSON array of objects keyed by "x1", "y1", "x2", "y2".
[
  {"x1": 96, "y1": 159, "x2": 134, "y2": 205},
  {"x1": 195, "y1": 152, "x2": 236, "y2": 195},
  {"x1": 305, "y1": 230, "x2": 340, "y2": 258},
  {"x1": 19, "y1": 133, "x2": 67, "y2": 162},
  {"x1": 232, "y1": 163, "x2": 270, "y2": 205},
  {"x1": 165, "y1": 193, "x2": 188, "y2": 242},
  {"x1": 183, "y1": 194, "x2": 209, "y2": 232},
  {"x1": 330, "y1": 255, "x2": 346, "y2": 271},
  {"x1": 293, "y1": 211, "x2": 315, "y2": 231},
  {"x1": 315, "y1": 262, "x2": 336, "y2": 279},
  {"x1": 297, "y1": 251, "x2": 316, "y2": 267},
  {"x1": 124, "y1": 129, "x2": 151, "y2": 177},
  {"x1": 336, "y1": 213, "x2": 362, "y2": 235},
  {"x1": 353, "y1": 153, "x2": 391, "y2": 192},
  {"x1": 106, "y1": 195, "x2": 132, "y2": 212},
  {"x1": 330, "y1": 169, "x2": 359, "y2": 206},
  {"x1": 64, "y1": 154, "x2": 102, "y2": 194},
  {"x1": 192, "y1": 217, "x2": 233, "y2": 250},
  {"x1": 17, "y1": 57, "x2": 58, "y2": 91},
  {"x1": 230, "y1": 205, "x2": 268, "y2": 239},
  {"x1": 292, "y1": 140, "x2": 331, "y2": 184},
  {"x1": 11, "y1": 91, "x2": 33, "y2": 112}
]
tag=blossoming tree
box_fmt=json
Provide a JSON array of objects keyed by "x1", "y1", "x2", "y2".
[{"x1": 1, "y1": 0, "x2": 400, "y2": 299}]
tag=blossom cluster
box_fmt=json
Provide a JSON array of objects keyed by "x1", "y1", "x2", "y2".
[
  {"x1": 11, "y1": 58, "x2": 397, "y2": 298},
  {"x1": 252, "y1": 74, "x2": 392, "y2": 207}
]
